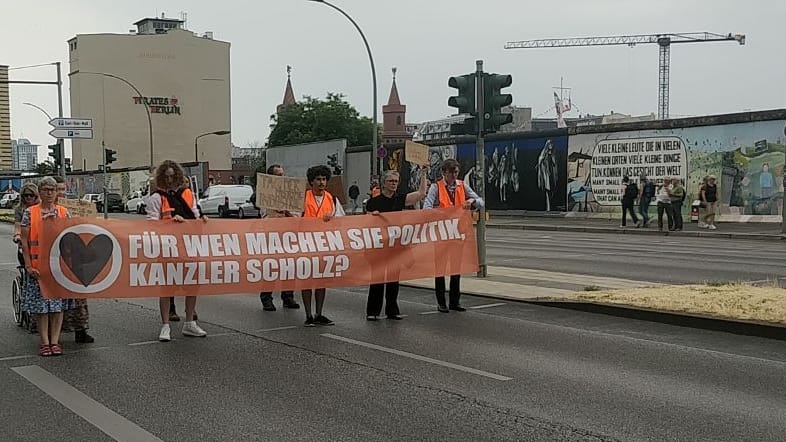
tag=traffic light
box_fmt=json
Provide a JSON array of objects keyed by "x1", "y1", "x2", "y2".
[
  {"x1": 483, "y1": 73, "x2": 513, "y2": 133},
  {"x1": 48, "y1": 143, "x2": 62, "y2": 171},
  {"x1": 104, "y1": 148, "x2": 117, "y2": 165},
  {"x1": 448, "y1": 74, "x2": 476, "y2": 115}
]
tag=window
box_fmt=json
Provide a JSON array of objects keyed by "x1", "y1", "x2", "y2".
[{"x1": 396, "y1": 116, "x2": 402, "y2": 126}]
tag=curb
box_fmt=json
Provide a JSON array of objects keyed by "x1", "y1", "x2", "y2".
[
  {"x1": 485, "y1": 223, "x2": 786, "y2": 241},
  {"x1": 521, "y1": 300, "x2": 786, "y2": 341}
]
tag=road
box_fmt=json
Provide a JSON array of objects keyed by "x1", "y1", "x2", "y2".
[{"x1": 1, "y1": 218, "x2": 785, "y2": 441}]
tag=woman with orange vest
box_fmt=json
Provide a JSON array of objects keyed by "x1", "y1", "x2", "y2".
[
  {"x1": 146, "y1": 160, "x2": 208, "y2": 342},
  {"x1": 20, "y1": 176, "x2": 74, "y2": 357},
  {"x1": 301, "y1": 165, "x2": 345, "y2": 327},
  {"x1": 422, "y1": 158, "x2": 484, "y2": 313}
]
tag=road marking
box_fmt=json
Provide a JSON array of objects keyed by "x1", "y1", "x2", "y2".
[
  {"x1": 128, "y1": 340, "x2": 161, "y2": 347},
  {"x1": 12, "y1": 365, "x2": 163, "y2": 442},
  {"x1": 469, "y1": 303, "x2": 506, "y2": 310},
  {"x1": 208, "y1": 332, "x2": 237, "y2": 338},
  {"x1": 321, "y1": 333, "x2": 513, "y2": 381},
  {"x1": 254, "y1": 326, "x2": 298, "y2": 333},
  {"x1": 419, "y1": 311, "x2": 440, "y2": 315},
  {"x1": 0, "y1": 354, "x2": 35, "y2": 362}
]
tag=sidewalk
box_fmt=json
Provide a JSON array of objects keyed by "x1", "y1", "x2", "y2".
[
  {"x1": 485, "y1": 214, "x2": 785, "y2": 241},
  {"x1": 401, "y1": 266, "x2": 786, "y2": 339}
]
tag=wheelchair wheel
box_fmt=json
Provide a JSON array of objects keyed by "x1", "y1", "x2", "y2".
[{"x1": 12, "y1": 276, "x2": 22, "y2": 326}]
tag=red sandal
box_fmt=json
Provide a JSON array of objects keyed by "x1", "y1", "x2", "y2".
[
  {"x1": 39, "y1": 344, "x2": 52, "y2": 357},
  {"x1": 50, "y1": 344, "x2": 63, "y2": 356}
]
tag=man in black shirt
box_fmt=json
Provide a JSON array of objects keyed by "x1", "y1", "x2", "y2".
[{"x1": 366, "y1": 167, "x2": 429, "y2": 320}]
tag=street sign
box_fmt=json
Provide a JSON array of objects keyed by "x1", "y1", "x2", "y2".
[
  {"x1": 49, "y1": 118, "x2": 92, "y2": 128},
  {"x1": 49, "y1": 128, "x2": 94, "y2": 139},
  {"x1": 376, "y1": 146, "x2": 387, "y2": 159}
]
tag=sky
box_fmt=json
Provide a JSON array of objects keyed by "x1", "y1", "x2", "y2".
[{"x1": 3, "y1": 0, "x2": 785, "y2": 162}]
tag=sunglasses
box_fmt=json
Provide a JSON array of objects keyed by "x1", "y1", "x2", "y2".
[{"x1": 22, "y1": 194, "x2": 36, "y2": 198}]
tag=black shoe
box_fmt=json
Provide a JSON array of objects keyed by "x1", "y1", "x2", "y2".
[
  {"x1": 75, "y1": 330, "x2": 95, "y2": 343},
  {"x1": 387, "y1": 315, "x2": 403, "y2": 320},
  {"x1": 168, "y1": 311, "x2": 180, "y2": 322},
  {"x1": 449, "y1": 305, "x2": 467, "y2": 312},
  {"x1": 314, "y1": 315, "x2": 334, "y2": 326},
  {"x1": 304, "y1": 316, "x2": 316, "y2": 327},
  {"x1": 437, "y1": 305, "x2": 449, "y2": 313},
  {"x1": 366, "y1": 315, "x2": 379, "y2": 321},
  {"x1": 282, "y1": 300, "x2": 300, "y2": 309},
  {"x1": 262, "y1": 301, "x2": 276, "y2": 312}
]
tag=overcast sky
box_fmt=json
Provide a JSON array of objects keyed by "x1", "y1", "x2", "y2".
[{"x1": 4, "y1": 0, "x2": 785, "y2": 161}]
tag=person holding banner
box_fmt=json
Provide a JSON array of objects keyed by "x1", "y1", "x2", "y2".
[
  {"x1": 54, "y1": 175, "x2": 96, "y2": 344},
  {"x1": 423, "y1": 159, "x2": 484, "y2": 313},
  {"x1": 20, "y1": 176, "x2": 74, "y2": 356},
  {"x1": 365, "y1": 168, "x2": 429, "y2": 320},
  {"x1": 147, "y1": 160, "x2": 208, "y2": 341},
  {"x1": 301, "y1": 165, "x2": 344, "y2": 327},
  {"x1": 258, "y1": 164, "x2": 300, "y2": 311}
]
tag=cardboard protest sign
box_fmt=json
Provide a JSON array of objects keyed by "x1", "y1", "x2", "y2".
[
  {"x1": 405, "y1": 140, "x2": 430, "y2": 166},
  {"x1": 327, "y1": 175, "x2": 347, "y2": 204},
  {"x1": 61, "y1": 199, "x2": 98, "y2": 218},
  {"x1": 256, "y1": 173, "x2": 308, "y2": 212},
  {"x1": 39, "y1": 208, "x2": 478, "y2": 298}
]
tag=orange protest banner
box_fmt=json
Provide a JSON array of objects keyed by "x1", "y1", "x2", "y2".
[{"x1": 38, "y1": 208, "x2": 478, "y2": 298}]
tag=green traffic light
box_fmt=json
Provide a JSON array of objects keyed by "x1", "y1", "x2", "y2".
[{"x1": 447, "y1": 73, "x2": 476, "y2": 116}]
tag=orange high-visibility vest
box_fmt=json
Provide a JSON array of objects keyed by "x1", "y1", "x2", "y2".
[
  {"x1": 436, "y1": 179, "x2": 466, "y2": 208},
  {"x1": 28, "y1": 204, "x2": 68, "y2": 270},
  {"x1": 159, "y1": 188, "x2": 196, "y2": 219},
  {"x1": 303, "y1": 190, "x2": 335, "y2": 218},
  {"x1": 371, "y1": 187, "x2": 381, "y2": 198}
]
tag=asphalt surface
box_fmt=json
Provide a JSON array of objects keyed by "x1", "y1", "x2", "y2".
[{"x1": 2, "y1": 218, "x2": 785, "y2": 441}]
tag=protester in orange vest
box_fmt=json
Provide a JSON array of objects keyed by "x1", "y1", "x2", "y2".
[
  {"x1": 301, "y1": 165, "x2": 345, "y2": 327},
  {"x1": 20, "y1": 176, "x2": 73, "y2": 357},
  {"x1": 422, "y1": 158, "x2": 484, "y2": 312},
  {"x1": 146, "y1": 160, "x2": 208, "y2": 342}
]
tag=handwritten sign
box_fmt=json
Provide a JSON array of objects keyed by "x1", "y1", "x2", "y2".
[
  {"x1": 327, "y1": 176, "x2": 347, "y2": 204},
  {"x1": 405, "y1": 140, "x2": 430, "y2": 166},
  {"x1": 256, "y1": 174, "x2": 307, "y2": 212},
  {"x1": 61, "y1": 199, "x2": 98, "y2": 218}
]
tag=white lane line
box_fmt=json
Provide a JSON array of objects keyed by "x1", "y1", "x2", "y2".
[
  {"x1": 12, "y1": 365, "x2": 163, "y2": 442},
  {"x1": 208, "y1": 332, "x2": 237, "y2": 338},
  {"x1": 128, "y1": 340, "x2": 161, "y2": 347},
  {"x1": 254, "y1": 326, "x2": 298, "y2": 333},
  {"x1": 0, "y1": 354, "x2": 35, "y2": 362},
  {"x1": 469, "y1": 303, "x2": 506, "y2": 310},
  {"x1": 419, "y1": 311, "x2": 440, "y2": 315},
  {"x1": 321, "y1": 333, "x2": 513, "y2": 381}
]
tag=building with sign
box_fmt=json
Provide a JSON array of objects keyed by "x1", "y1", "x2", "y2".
[
  {"x1": 11, "y1": 138, "x2": 38, "y2": 171},
  {"x1": 67, "y1": 15, "x2": 231, "y2": 171}
]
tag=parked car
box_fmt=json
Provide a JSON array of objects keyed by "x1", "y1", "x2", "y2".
[
  {"x1": 82, "y1": 193, "x2": 101, "y2": 204},
  {"x1": 198, "y1": 185, "x2": 254, "y2": 218},
  {"x1": 0, "y1": 192, "x2": 19, "y2": 208},
  {"x1": 125, "y1": 190, "x2": 148, "y2": 214},
  {"x1": 237, "y1": 197, "x2": 261, "y2": 219},
  {"x1": 96, "y1": 193, "x2": 123, "y2": 213}
]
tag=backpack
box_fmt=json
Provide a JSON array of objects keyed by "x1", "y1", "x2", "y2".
[{"x1": 643, "y1": 181, "x2": 655, "y2": 198}]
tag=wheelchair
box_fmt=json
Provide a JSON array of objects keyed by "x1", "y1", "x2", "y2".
[{"x1": 11, "y1": 244, "x2": 35, "y2": 333}]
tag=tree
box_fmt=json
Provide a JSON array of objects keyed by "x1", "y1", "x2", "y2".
[
  {"x1": 268, "y1": 93, "x2": 378, "y2": 148},
  {"x1": 34, "y1": 161, "x2": 55, "y2": 175}
]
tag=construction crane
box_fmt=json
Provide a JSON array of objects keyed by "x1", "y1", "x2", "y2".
[{"x1": 504, "y1": 32, "x2": 746, "y2": 119}]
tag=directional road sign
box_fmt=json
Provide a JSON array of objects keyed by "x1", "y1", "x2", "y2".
[
  {"x1": 49, "y1": 118, "x2": 93, "y2": 129},
  {"x1": 49, "y1": 128, "x2": 94, "y2": 139}
]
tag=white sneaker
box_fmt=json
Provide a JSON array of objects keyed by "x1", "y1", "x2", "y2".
[
  {"x1": 182, "y1": 321, "x2": 207, "y2": 337},
  {"x1": 698, "y1": 222, "x2": 707, "y2": 228},
  {"x1": 158, "y1": 324, "x2": 171, "y2": 342},
  {"x1": 708, "y1": 224, "x2": 717, "y2": 230}
]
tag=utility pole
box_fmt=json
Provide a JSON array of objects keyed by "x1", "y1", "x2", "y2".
[
  {"x1": 55, "y1": 62, "x2": 66, "y2": 180},
  {"x1": 102, "y1": 141, "x2": 108, "y2": 220},
  {"x1": 475, "y1": 60, "x2": 487, "y2": 278}
]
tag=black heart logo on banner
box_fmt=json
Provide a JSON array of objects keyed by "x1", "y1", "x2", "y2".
[{"x1": 59, "y1": 232, "x2": 113, "y2": 287}]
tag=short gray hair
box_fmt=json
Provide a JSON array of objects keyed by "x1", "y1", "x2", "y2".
[
  {"x1": 382, "y1": 170, "x2": 400, "y2": 182},
  {"x1": 38, "y1": 176, "x2": 57, "y2": 189}
]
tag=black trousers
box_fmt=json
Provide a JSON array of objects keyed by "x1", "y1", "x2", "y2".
[
  {"x1": 657, "y1": 202, "x2": 673, "y2": 230},
  {"x1": 671, "y1": 201, "x2": 683, "y2": 230},
  {"x1": 366, "y1": 282, "x2": 400, "y2": 317},
  {"x1": 621, "y1": 203, "x2": 638, "y2": 226},
  {"x1": 435, "y1": 275, "x2": 461, "y2": 307}
]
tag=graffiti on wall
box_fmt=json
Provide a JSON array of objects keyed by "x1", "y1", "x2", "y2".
[{"x1": 567, "y1": 120, "x2": 786, "y2": 215}]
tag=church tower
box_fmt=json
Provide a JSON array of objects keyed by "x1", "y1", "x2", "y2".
[
  {"x1": 382, "y1": 68, "x2": 411, "y2": 145},
  {"x1": 277, "y1": 65, "x2": 296, "y2": 114}
]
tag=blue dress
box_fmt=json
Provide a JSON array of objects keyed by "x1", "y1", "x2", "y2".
[{"x1": 20, "y1": 206, "x2": 74, "y2": 314}]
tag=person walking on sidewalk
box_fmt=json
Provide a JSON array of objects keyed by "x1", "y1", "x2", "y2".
[
  {"x1": 701, "y1": 175, "x2": 719, "y2": 230},
  {"x1": 638, "y1": 174, "x2": 654, "y2": 227},
  {"x1": 423, "y1": 159, "x2": 484, "y2": 313},
  {"x1": 620, "y1": 176, "x2": 640, "y2": 228},
  {"x1": 669, "y1": 178, "x2": 685, "y2": 231},
  {"x1": 301, "y1": 165, "x2": 344, "y2": 327},
  {"x1": 258, "y1": 164, "x2": 300, "y2": 312},
  {"x1": 656, "y1": 177, "x2": 673, "y2": 232},
  {"x1": 366, "y1": 167, "x2": 429, "y2": 321}
]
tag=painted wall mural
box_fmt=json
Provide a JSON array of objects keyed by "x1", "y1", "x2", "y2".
[{"x1": 567, "y1": 120, "x2": 786, "y2": 215}]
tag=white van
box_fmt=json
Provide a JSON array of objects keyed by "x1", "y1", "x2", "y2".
[{"x1": 198, "y1": 185, "x2": 253, "y2": 218}]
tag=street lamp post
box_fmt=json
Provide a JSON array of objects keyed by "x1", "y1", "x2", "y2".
[
  {"x1": 78, "y1": 71, "x2": 154, "y2": 169},
  {"x1": 308, "y1": 0, "x2": 379, "y2": 179},
  {"x1": 22, "y1": 102, "x2": 53, "y2": 120},
  {"x1": 195, "y1": 130, "x2": 231, "y2": 162}
]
